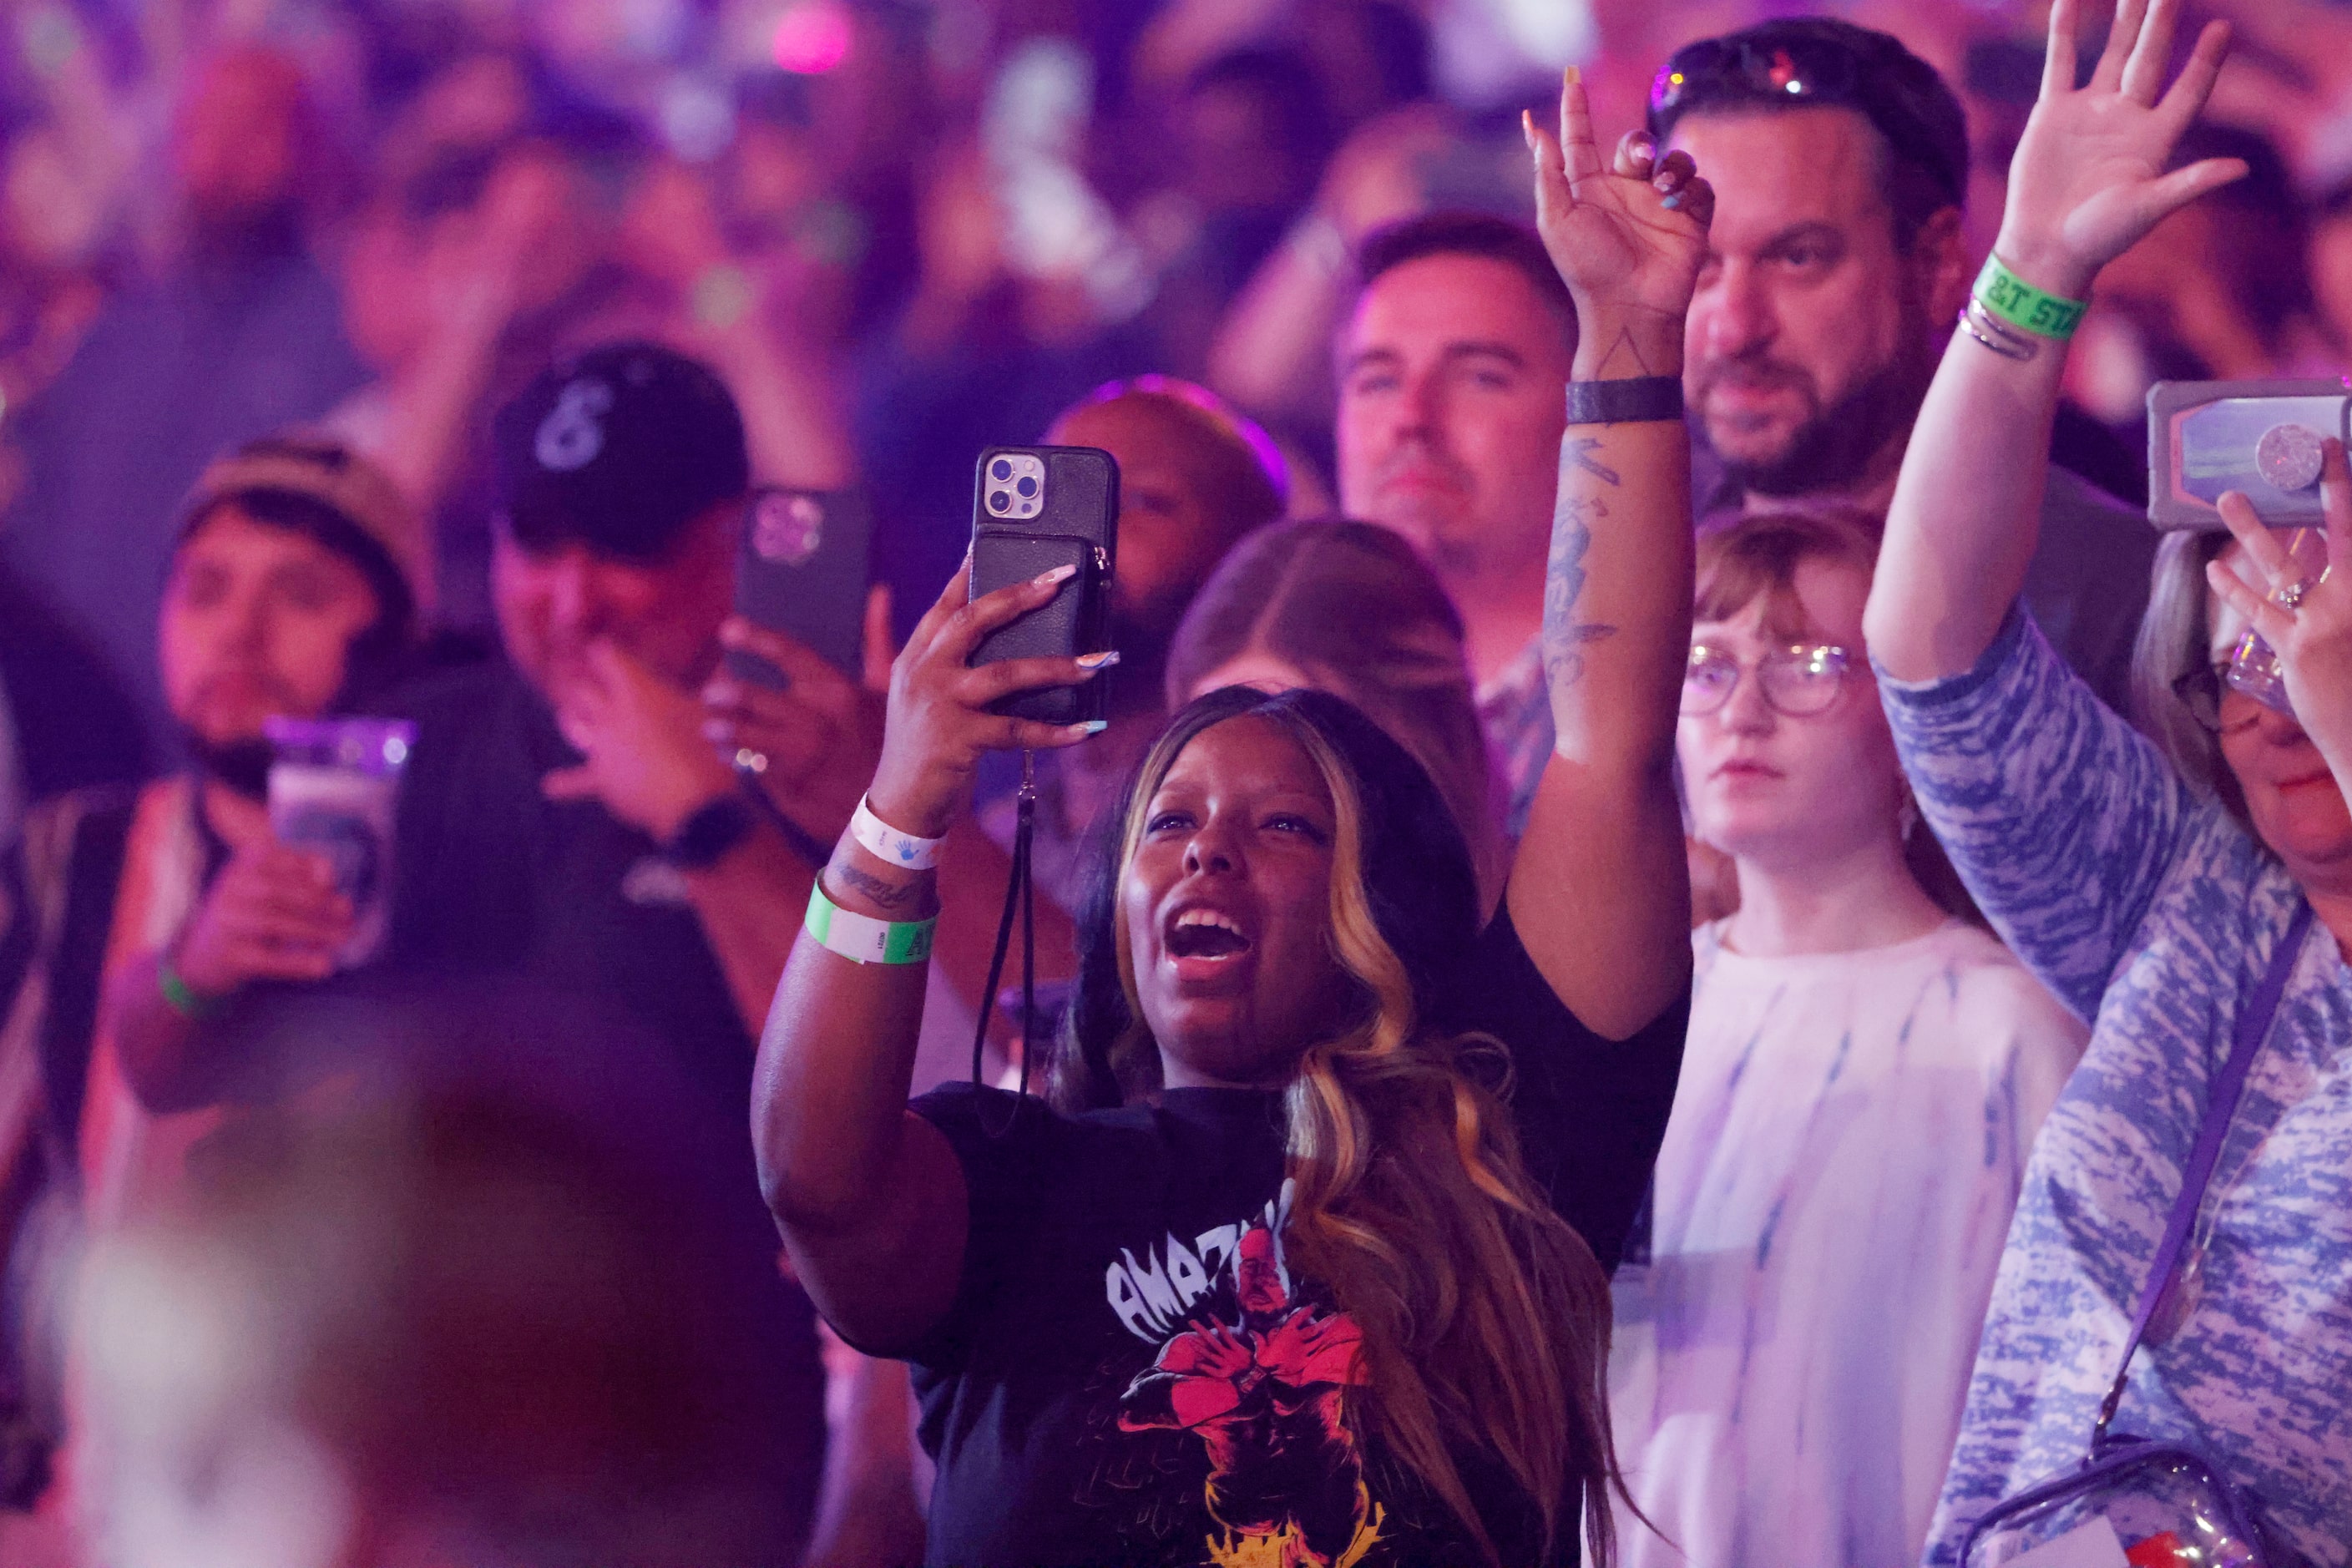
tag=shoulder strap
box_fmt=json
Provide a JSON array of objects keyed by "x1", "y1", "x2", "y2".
[
  {"x1": 2092, "y1": 898, "x2": 2314, "y2": 1444},
  {"x1": 38, "y1": 793, "x2": 136, "y2": 1156}
]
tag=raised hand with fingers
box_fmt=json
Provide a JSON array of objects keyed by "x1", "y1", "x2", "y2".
[
  {"x1": 2205, "y1": 440, "x2": 2352, "y2": 769},
  {"x1": 705, "y1": 618, "x2": 884, "y2": 846},
  {"x1": 1522, "y1": 67, "x2": 1713, "y2": 380},
  {"x1": 863, "y1": 564, "x2": 1115, "y2": 841},
  {"x1": 1997, "y1": 0, "x2": 2243, "y2": 301}
]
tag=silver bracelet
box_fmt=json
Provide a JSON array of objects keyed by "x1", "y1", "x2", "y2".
[{"x1": 1957, "y1": 297, "x2": 2038, "y2": 362}]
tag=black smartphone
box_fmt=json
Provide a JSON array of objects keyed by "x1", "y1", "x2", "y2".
[
  {"x1": 728, "y1": 486, "x2": 871, "y2": 685},
  {"x1": 968, "y1": 445, "x2": 1119, "y2": 724}
]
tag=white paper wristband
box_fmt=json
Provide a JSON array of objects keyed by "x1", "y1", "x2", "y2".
[{"x1": 850, "y1": 794, "x2": 943, "y2": 870}]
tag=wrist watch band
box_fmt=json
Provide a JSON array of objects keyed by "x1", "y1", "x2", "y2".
[
  {"x1": 663, "y1": 793, "x2": 757, "y2": 869},
  {"x1": 1565, "y1": 376, "x2": 1683, "y2": 425}
]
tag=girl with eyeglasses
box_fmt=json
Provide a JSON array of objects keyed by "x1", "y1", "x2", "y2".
[
  {"x1": 1866, "y1": 1, "x2": 2352, "y2": 1560},
  {"x1": 1606, "y1": 506, "x2": 2086, "y2": 1568}
]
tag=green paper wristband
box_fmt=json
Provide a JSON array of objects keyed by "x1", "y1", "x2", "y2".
[
  {"x1": 805, "y1": 881, "x2": 937, "y2": 964},
  {"x1": 1973, "y1": 255, "x2": 2086, "y2": 341},
  {"x1": 158, "y1": 958, "x2": 225, "y2": 1021}
]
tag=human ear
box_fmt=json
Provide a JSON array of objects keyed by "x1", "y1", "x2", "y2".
[{"x1": 1911, "y1": 206, "x2": 1971, "y2": 321}]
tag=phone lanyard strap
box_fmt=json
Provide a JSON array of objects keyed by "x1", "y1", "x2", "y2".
[
  {"x1": 2092, "y1": 898, "x2": 2312, "y2": 1443},
  {"x1": 974, "y1": 751, "x2": 1039, "y2": 1135}
]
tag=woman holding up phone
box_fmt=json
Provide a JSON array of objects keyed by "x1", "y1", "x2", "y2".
[
  {"x1": 753, "y1": 69, "x2": 1707, "y2": 1568},
  {"x1": 1864, "y1": 0, "x2": 2352, "y2": 1559}
]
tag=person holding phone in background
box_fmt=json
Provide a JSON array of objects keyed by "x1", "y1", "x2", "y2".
[
  {"x1": 755, "y1": 67, "x2": 1704, "y2": 1567},
  {"x1": 1863, "y1": 2, "x2": 2352, "y2": 1558},
  {"x1": 106, "y1": 343, "x2": 835, "y2": 1565}
]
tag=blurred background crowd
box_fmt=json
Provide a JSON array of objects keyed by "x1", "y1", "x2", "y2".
[
  {"x1": 0, "y1": 2, "x2": 2349, "y2": 1565},
  {"x1": 3, "y1": 0, "x2": 2352, "y2": 802}
]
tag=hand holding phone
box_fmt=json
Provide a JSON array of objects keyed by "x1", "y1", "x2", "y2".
[{"x1": 865, "y1": 564, "x2": 1115, "y2": 840}]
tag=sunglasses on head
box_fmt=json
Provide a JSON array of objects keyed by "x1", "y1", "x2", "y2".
[
  {"x1": 1651, "y1": 36, "x2": 1866, "y2": 118},
  {"x1": 1648, "y1": 33, "x2": 1962, "y2": 207}
]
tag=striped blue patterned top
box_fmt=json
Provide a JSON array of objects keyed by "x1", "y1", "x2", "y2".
[{"x1": 1880, "y1": 609, "x2": 2352, "y2": 1567}]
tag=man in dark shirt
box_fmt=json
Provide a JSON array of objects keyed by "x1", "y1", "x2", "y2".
[
  {"x1": 376, "y1": 342, "x2": 827, "y2": 1560},
  {"x1": 386, "y1": 341, "x2": 814, "y2": 1075},
  {"x1": 1652, "y1": 18, "x2": 2157, "y2": 716}
]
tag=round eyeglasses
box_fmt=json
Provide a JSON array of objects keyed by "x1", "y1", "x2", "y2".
[{"x1": 1682, "y1": 643, "x2": 1854, "y2": 717}]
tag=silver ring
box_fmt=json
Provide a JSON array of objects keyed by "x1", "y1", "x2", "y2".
[{"x1": 2269, "y1": 579, "x2": 2312, "y2": 612}]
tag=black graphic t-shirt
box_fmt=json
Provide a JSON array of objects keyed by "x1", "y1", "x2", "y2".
[{"x1": 900, "y1": 905, "x2": 1688, "y2": 1567}]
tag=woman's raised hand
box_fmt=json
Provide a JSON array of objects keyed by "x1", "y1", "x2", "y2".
[
  {"x1": 1995, "y1": 0, "x2": 2243, "y2": 301},
  {"x1": 2207, "y1": 441, "x2": 2352, "y2": 765},
  {"x1": 862, "y1": 564, "x2": 1112, "y2": 840},
  {"x1": 1522, "y1": 68, "x2": 1712, "y2": 379}
]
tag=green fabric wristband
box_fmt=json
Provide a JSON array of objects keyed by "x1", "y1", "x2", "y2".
[
  {"x1": 158, "y1": 957, "x2": 225, "y2": 1020},
  {"x1": 805, "y1": 881, "x2": 937, "y2": 964},
  {"x1": 1973, "y1": 255, "x2": 2086, "y2": 341}
]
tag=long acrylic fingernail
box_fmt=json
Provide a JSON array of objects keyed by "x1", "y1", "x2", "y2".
[
  {"x1": 1520, "y1": 109, "x2": 1536, "y2": 152},
  {"x1": 1661, "y1": 193, "x2": 1682, "y2": 210},
  {"x1": 1033, "y1": 564, "x2": 1078, "y2": 588},
  {"x1": 1075, "y1": 650, "x2": 1120, "y2": 670},
  {"x1": 1070, "y1": 720, "x2": 1110, "y2": 736}
]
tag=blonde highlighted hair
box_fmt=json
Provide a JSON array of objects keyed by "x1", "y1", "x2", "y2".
[{"x1": 1051, "y1": 687, "x2": 1626, "y2": 1565}]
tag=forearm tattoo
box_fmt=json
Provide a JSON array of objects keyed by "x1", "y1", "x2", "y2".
[
  {"x1": 826, "y1": 847, "x2": 928, "y2": 913},
  {"x1": 1543, "y1": 490, "x2": 1619, "y2": 690}
]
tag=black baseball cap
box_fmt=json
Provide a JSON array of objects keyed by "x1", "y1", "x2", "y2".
[
  {"x1": 1647, "y1": 18, "x2": 1969, "y2": 212},
  {"x1": 493, "y1": 341, "x2": 751, "y2": 561}
]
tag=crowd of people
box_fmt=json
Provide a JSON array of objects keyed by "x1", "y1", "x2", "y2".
[{"x1": 2, "y1": 0, "x2": 2350, "y2": 1565}]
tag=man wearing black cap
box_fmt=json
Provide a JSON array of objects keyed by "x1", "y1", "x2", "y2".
[
  {"x1": 358, "y1": 341, "x2": 830, "y2": 1558},
  {"x1": 66, "y1": 346, "x2": 836, "y2": 1561},
  {"x1": 1649, "y1": 17, "x2": 2154, "y2": 712},
  {"x1": 391, "y1": 341, "x2": 815, "y2": 1039}
]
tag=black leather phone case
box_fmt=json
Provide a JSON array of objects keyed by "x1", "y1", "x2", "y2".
[{"x1": 969, "y1": 446, "x2": 1119, "y2": 724}]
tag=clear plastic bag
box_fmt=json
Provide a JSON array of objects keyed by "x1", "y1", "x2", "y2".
[{"x1": 1961, "y1": 1436, "x2": 2301, "y2": 1568}]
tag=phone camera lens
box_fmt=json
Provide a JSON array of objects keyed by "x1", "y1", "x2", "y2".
[
  {"x1": 990, "y1": 459, "x2": 1013, "y2": 481},
  {"x1": 1015, "y1": 476, "x2": 1039, "y2": 498},
  {"x1": 989, "y1": 490, "x2": 1011, "y2": 513}
]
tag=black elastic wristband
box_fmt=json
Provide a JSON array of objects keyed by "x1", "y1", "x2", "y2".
[
  {"x1": 663, "y1": 793, "x2": 758, "y2": 869},
  {"x1": 1565, "y1": 376, "x2": 1683, "y2": 425}
]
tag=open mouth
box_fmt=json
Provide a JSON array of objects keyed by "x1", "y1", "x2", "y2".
[{"x1": 1166, "y1": 908, "x2": 1254, "y2": 961}]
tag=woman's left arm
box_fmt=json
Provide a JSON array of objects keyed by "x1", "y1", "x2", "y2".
[{"x1": 1509, "y1": 70, "x2": 1711, "y2": 1039}]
